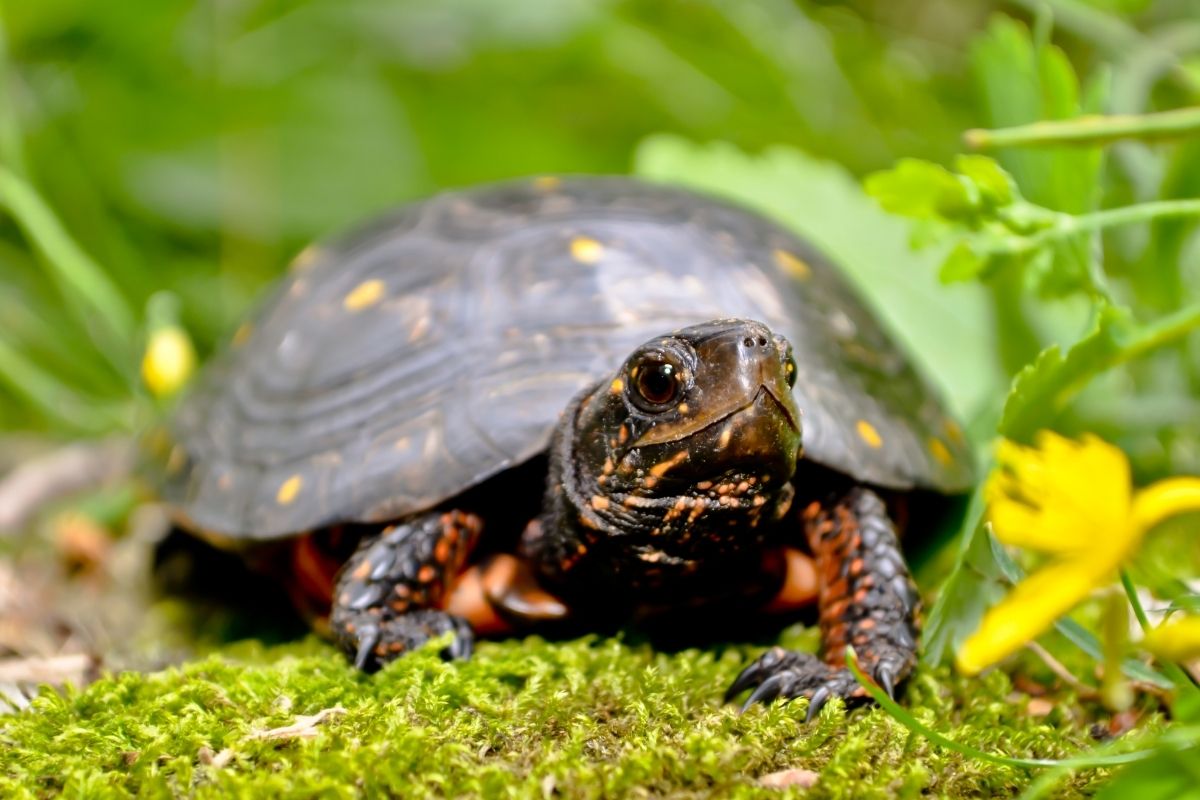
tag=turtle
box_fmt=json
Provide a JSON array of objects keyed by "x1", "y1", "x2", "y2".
[{"x1": 159, "y1": 176, "x2": 973, "y2": 715}]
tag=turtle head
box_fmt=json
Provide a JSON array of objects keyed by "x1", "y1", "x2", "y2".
[{"x1": 562, "y1": 318, "x2": 802, "y2": 561}]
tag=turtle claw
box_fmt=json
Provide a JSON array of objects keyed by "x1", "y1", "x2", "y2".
[
  {"x1": 352, "y1": 624, "x2": 382, "y2": 671},
  {"x1": 741, "y1": 672, "x2": 792, "y2": 712},
  {"x1": 726, "y1": 647, "x2": 867, "y2": 721},
  {"x1": 876, "y1": 665, "x2": 897, "y2": 701},
  {"x1": 439, "y1": 614, "x2": 476, "y2": 661},
  {"x1": 805, "y1": 686, "x2": 833, "y2": 723},
  {"x1": 725, "y1": 646, "x2": 803, "y2": 703}
]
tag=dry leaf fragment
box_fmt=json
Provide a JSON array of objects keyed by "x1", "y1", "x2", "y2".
[
  {"x1": 1026, "y1": 698, "x2": 1054, "y2": 717},
  {"x1": 248, "y1": 707, "x2": 347, "y2": 741},
  {"x1": 759, "y1": 768, "x2": 819, "y2": 789},
  {"x1": 198, "y1": 746, "x2": 234, "y2": 768}
]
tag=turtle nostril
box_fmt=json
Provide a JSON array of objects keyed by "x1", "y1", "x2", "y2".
[
  {"x1": 743, "y1": 336, "x2": 755, "y2": 347},
  {"x1": 757, "y1": 336, "x2": 767, "y2": 347}
]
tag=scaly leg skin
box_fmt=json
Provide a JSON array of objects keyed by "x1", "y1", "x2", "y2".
[
  {"x1": 330, "y1": 510, "x2": 482, "y2": 671},
  {"x1": 726, "y1": 488, "x2": 919, "y2": 720}
]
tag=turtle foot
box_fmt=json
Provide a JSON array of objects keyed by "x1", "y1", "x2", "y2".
[
  {"x1": 725, "y1": 646, "x2": 870, "y2": 721},
  {"x1": 337, "y1": 608, "x2": 475, "y2": 671}
]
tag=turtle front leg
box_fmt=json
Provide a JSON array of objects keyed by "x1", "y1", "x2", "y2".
[
  {"x1": 726, "y1": 487, "x2": 919, "y2": 719},
  {"x1": 330, "y1": 510, "x2": 482, "y2": 671}
]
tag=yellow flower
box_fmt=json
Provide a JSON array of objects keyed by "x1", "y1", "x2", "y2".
[
  {"x1": 1140, "y1": 615, "x2": 1200, "y2": 664},
  {"x1": 141, "y1": 326, "x2": 196, "y2": 397},
  {"x1": 955, "y1": 432, "x2": 1200, "y2": 676}
]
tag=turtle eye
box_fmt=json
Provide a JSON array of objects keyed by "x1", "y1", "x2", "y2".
[
  {"x1": 784, "y1": 354, "x2": 797, "y2": 388},
  {"x1": 631, "y1": 359, "x2": 680, "y2": 410}
]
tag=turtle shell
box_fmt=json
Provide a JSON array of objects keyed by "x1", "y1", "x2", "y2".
[{"x1": 162, "y1": 177, "x2": 973, "y2": 540}]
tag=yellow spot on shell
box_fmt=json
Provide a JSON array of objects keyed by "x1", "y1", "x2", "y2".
[
  {"x1": 773, "y1": 248, "x2": 812, "y2": 280},
  {"x1": 610, "y1": 378, "x2": 624, "y2": 393},
  {"x1": 944, "y1": 419, "x2": 965, "y2": 445},
  {"x1": 929, "y1": 437, "x2": 953, "y2": 467},
  {"x1": 165, "y1": 445, "x2": 187, "y2": 476},
  {"x1": 343, "y1": 279, "x2": 386, "y2": 311},
  {"x1": 533, "y1": 175, "x2": 561, "y2": 191},
  {"x1": 570, "y1": 237, "x2": 604, "y2": 264},
  {"x1": 276, "y1": 475, "x2": 304, "y2": 505},
  {"x1": 232, "y1": 322, "x2": 253, "y2": 348},
  {"x1": 856, "y1": 420, "x2": 883, "y2": 449},
  {"x1": 290, "y1": 245, "x2": 322, "y2": 272},
  {"x1": 590, "y1": 495, "x2": 610, "y2": 511}
]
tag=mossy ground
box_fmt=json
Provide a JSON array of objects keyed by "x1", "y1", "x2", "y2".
[{"x1": 1, "y1": 627, "x2": 1108, "y2": 799}]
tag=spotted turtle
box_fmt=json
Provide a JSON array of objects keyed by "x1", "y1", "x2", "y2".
[{"x1": 160, "y1": 176, "x2": 973, "y2": 714}]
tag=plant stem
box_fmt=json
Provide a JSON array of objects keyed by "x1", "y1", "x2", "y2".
[
  {"x1": 965, "y1": 107, "x2": 1200, "y2": 150},
  {"x1": 1013, "y1": 199, "x2": 1200, "y2": 255},
  {"x1": 1068, "y1": 198, "x2": 1200, "y2": 234},
  {"x1": 1121, "y1": 570, "x2": 1153, "y2": 635},
  {"x1": 1024, "y1": 641, "x2": 1099, "y2": 699},
  {"x1": 1121, "y1": 569, "x2": 1200, "y2": 690}
]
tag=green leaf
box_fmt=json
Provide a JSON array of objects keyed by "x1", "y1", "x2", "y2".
[
  {"x1": 921, "y1": 486, "x2": 1006, "y2": 666},
  {"x1": 999, "y1": 305, "x2": 1133, "y2": 440},
  {"x1": 954, "y1": 154, "x2": 1016, "y2": 208},
  {"x1": 1000, "y1": 303, "x2": 1200, "y2": 440},
  {"x1": 939, "y1": 241, "x2": 988, "y2": 284},
  {"x1": 864, "y1": 158, "x2": 977, "y2": 221}
]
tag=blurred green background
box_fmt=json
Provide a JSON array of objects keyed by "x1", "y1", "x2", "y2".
[{"x1": 2, "y1": 0, "x2": 1199, "y2": 467}]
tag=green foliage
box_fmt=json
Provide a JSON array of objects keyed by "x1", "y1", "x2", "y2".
[{"x1": 0, "y1": 637, "x2": 1109, "y2": 798}]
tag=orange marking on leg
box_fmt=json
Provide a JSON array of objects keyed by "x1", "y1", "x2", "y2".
[{"x1": 434, "y1": 537, "x2": 452, "y2": 564}]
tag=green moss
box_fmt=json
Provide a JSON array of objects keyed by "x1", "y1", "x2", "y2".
[{"x1": 0, "y1": 633, "x2": 1111, "y2": 798}]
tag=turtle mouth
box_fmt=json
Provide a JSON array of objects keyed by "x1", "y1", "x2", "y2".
[
  {"x1": 631, "y1": 382, "x2": 799, "y2": 449},
  {"x1": 755, "y1": 383, "x2": 800, "y2": 433}
]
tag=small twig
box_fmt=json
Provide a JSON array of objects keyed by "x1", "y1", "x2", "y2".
[
  {"x1": 0, "y1": 438, "x2": 133, "y2": 534},
  {"x1": 1025, "y1": 641, "x2": 1100, "y2": 700},
  {"x1": 964, "y1": 107, "x2": 1200, "y2": 150}
]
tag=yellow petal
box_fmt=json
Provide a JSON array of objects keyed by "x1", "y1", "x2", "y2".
[
  {"x1": 987, "y1": 433, "x2": 1131, "y2": 557},
  {"x1": 1130, "y1": 477, "x2": 1200, "y2": 535},
  {"x1": 955, "y1": 557, "x2": 1111, "y2": 675},
  {"x1": 1139, "y1": 615, "x2": 1200, "y2": 664},
  {"x1": 141, "y1": 327, "x2": 196, "y2": 397}
]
